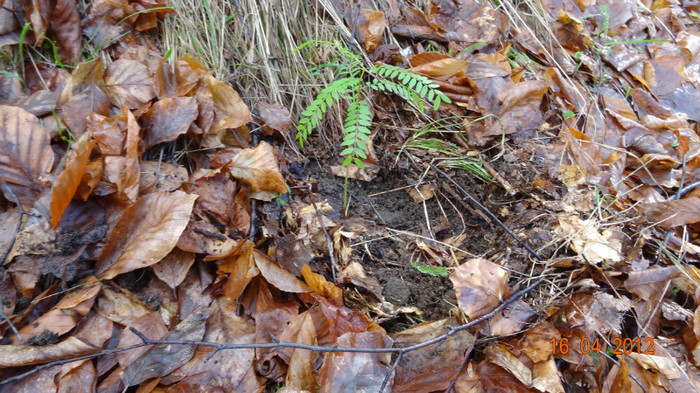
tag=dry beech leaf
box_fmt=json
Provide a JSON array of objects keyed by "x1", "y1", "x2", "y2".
[
  {"x1": 51, "y1": 132, "x2": 96, "y2": 228},
  {"x1": 141, "y1": 96, "x2": 199, "y2": 149},
  {"x1": 450, "y1": 258, "x2": 509, "y2": 319},
  {"x1": 116, "y1": 312, "x2": 168, "y2": 368},
  {"x1": 643, "y1": 197, "x2": 700, "y2": 229},
  {"x1": 228, "y1": 141, "x2": 287, "y2": 194},
  {"x1": 0, "y1": 336, "x2": 96, "y2": 368},
  {"x1": 0, "y1": 105, "x2": 54, "y2": 209},
  {"x1": 96, "y1": 190, "x2": 197, "y2": 280},
  {"x1": 139, "y1": 160, "x2": 188, "y2": 194},
  {"x1": 104, "y1": 59, "x2": 156, "y2": 109},
  {"x1": 86, "y1": 113, "x2": 123, "y2": 155},
  {"x1": 301, "y1": 264, "x2": 343, "y2": 305},
  {"x1": 103, "y1": 107, "x2": 140, "y2": 203},
  {"x1": 218, "y1": 240, "x2": 259, "y2": 299},
  {"x1": 13, "y1": 279, "x2": 102, "y2": 344},
  {"x1": 254, "y1": 250, "x2": 310, "y2": 294},
  {"x1": 353, "y1": 9, "x2": 385, "y2": 53},
  {"x1": 153, "y1": 248, "x2": 196, "y2": 289},
  {"x1": 532, "y1": 358, "x2": 565, "y2": 393},
  {"x1": 95, "y1": 285, "x2": 153, "y2": 325},
  {"x1": 205, "y1": 74, "x2": 252, "y2": 134},
  {"x1": 409, "y1": 52, "x2": 468, "y2": 77},
  {"x1": 484, "y1": 344, "x2": 532, "y2": 387}
]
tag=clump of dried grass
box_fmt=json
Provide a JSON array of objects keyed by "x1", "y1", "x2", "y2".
[{"x1": 161, "y1": 0, "x2": 356, "y2": 154}]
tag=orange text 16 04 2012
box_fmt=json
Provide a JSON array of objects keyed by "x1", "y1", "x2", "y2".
[{"x1": 550, "y1": 337, "x2": 655, "y2": 356}]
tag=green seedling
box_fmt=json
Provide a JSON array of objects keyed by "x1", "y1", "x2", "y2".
[{"x1": 410, "y1": 260, "x2": 449, "y2": 277}]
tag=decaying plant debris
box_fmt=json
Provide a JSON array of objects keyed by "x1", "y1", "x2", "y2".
[{"x1": 1, "y1": 0, "x2": 700, "y2": 391}]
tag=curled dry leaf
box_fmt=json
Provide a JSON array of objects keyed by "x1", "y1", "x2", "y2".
[
  {"x1": 205, "y1": 74, "x2": 252, "y2": 135},
  {"x1": 228, "y1": 141, "x2": 287, "y2": 194},
  {"x1": 0, "y1": 105, "x2": 54, "y2": 209},
  {"x1": 409, "y1": 52, "x2": 468, "y2": 77},
  {"x1": 96, "y1": 190, "x2": 197, "y2": 280},
  {"x1": 103, "y1": 107, "x2": 140, "y2": 203},
  {"x1": 254, "y1": 250, "x2": 310, "y2": 294},
  {"x1": 355, "y1": 9, "x2": 385, "y2": 53},
  {"x1": 51, "y1": 132, "x2": 96, "y2": 228},
  {"x1": 218, "y1": 240, "x2": 259, "y2": 299},
  {"x1": 0, "y1": 336, "x2": 96, "y2": 368},
  {"x1": 103, "y1": 59, "x2": 156, "y2": 109},
  {"x1": 301, "y1": 264, "x2": 343, "y2": 305},
  {"x1": 450, "y1": 258, "x2": 509, "y2": 320}
]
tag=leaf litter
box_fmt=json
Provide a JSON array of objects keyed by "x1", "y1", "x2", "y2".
[{"x1": 1, "y1": 0, "x2": 700, "y2": 391}]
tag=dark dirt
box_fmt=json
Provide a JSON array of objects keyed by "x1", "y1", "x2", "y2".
[{"x1": 297, "y1": 139, "x2": 563, "y2": 331}]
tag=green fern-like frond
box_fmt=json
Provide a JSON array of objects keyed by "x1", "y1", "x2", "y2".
[
  {"x1": 369, "y1": 64, "x2": 452, "y2": 110},
  {"x1": 367, "y1": 79, "x2": 424, "y2": 111},
  {"x1": 340, "y1": 100, "x2": 372, "y2": 168},
  {"x1": 296, "y1": 77, "x2": 361, "y2": 147},
  {"x1": 410, "y1": 260, "x2": 449, "y2": 277}
]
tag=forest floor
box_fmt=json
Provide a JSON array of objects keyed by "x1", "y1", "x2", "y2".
[{"x1": 1, "y1": 0, "x2": 700, "y2": 392}]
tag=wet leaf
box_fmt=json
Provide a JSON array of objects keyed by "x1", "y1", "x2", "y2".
[
  {"x1": 258, "y1": 102, "x2": 291, "y2": 137},
  {"x1": 484, "y1": 344, "x2": 531, "y2": 387},
  {"x1": 427, "y1": 0, "x2": 508, "y2": 44},
  {"x1": 392, "y1": 318, "x2": 474, "y2": 392},
  {"x1": 450, "y1": 258, "x2": 509, "y2": 319},
  {"x1": 51, "y1": 132, "x2": 96, "y2": 228},
  {"x1": 104, "y1": 59, "x2": 156, "y2": 109},
  {"x1": 141, "y1": 96, "x2": 198, "y2": 149},
  {"x1": 86, "y1": 113, "x2": 124, "y2": 155},
  {"x1": 228, "y1": 141, "x2": 287, "y2": 194},
  {"x1": 0, "y1": 105, "x2": 54, "y2": 209},
  {"x1": 317, "y1": 332, "x2": 393, "y2": 392},
  {"x1": 163, "y1": 299, "x2": 262, "y2": 391},
  {"x1": 139, "y1": 160, "x2": 188, "y2": 194},
  {"x1": 96, "y1": 190, "x2": 197, "y2": 280},
  {"x1": 48, "y1": 0, "x2": 81, "y2": 64},
  {"x1": 120, "y1": 309, "x2": 206, "y2": 387},
  {"x1": 116, "y1": 312, "x2": 168, "y2": 368}
]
